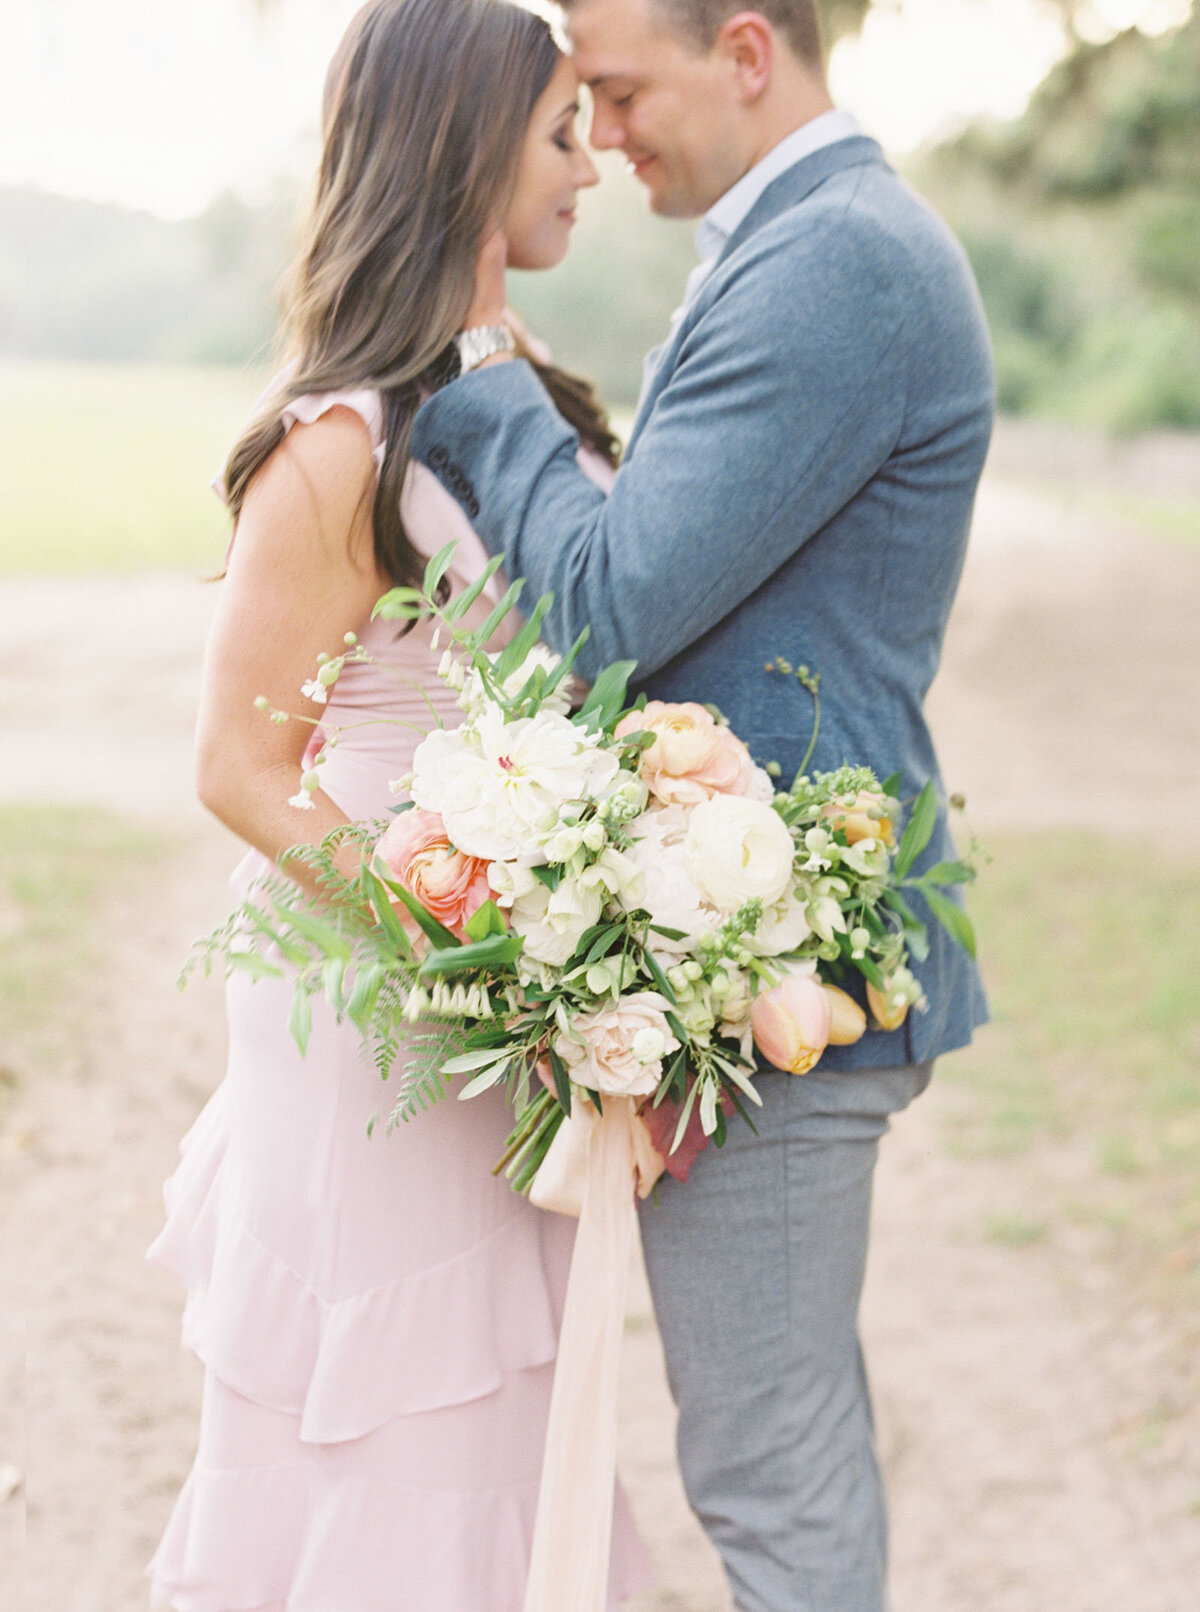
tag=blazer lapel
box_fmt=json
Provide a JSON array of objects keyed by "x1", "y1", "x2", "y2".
[{"x1": 627, "y1": 136, "x2": 891, "y2": 453}]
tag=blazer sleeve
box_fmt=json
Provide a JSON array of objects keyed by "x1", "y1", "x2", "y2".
[{"x1": 410, "y1": 213, "x2": 910, "y2": 682}]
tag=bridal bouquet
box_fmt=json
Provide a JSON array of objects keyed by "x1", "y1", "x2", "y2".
[{"x1": 199, "y1": 540, "x2": 977, "y2": 1202}]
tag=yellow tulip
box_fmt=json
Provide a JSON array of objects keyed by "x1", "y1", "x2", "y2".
[
  {"x1": 822, "y1": 985, "x2": 867, "y2": 1046},
  {"x1": 866, "y1": 980, "x2": 909, "y2": 1032}
]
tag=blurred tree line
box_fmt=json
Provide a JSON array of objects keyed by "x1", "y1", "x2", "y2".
[
  {"x1": 1, "y1": 0, "x2": 1196, "y2": 428},
  {"x1": 919, "y1": 6, "x2": 1200, "y2": 430}
]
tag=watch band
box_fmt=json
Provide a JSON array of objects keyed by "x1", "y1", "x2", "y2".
[{"x1": 455, "y1": 324, "x2": 516, "y2": 375}]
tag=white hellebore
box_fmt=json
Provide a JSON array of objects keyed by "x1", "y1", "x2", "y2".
[
  {"x1": 409, "y1": 708, "x2": 619, "y2": 863},
  {"x1": 555, "y1": 992, "x2": 681, "y2": 1099},
  {"x1": 685, "y1": 795, "x2": 795, "y2": 912}
]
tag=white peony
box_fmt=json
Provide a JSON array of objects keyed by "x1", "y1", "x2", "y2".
[
  {"x1": 508, "y1": 876, "x2": 603, "y2": 967},
  {"x1": 622, "y1": 805, "x2": 720, "y2": 950},
  {"x1": 410, "y1": 709, "x2": 620, "y2": 862},
  {"x1": 684, "y1": 795, "x2": 795, "y2": 912}
]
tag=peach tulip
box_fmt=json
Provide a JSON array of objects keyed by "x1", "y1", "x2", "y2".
[
  {"x1": 822, "y1": 985, "x2": 867, "y2": 1046},
  {"x1": 750, "y1": 964, "x2": 833, "y2": 1075}
]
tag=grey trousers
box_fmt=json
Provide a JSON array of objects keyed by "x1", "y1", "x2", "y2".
[{"x1": 638, "y1": 1061, "x2": 932, "y2": 1612}]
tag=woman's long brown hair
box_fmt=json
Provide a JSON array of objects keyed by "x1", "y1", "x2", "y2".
[{"x1": 223, "y1": 0, "x2": 618, "y2": 588}]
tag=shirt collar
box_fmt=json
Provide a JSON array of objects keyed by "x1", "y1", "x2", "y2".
[{"x1": 694, "y1": 108, "x2": 862, "y2": 262}]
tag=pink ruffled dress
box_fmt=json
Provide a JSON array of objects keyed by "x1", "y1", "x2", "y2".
[{"x1": 148, "y1": 388, "x2": 648, "y2": 1611}]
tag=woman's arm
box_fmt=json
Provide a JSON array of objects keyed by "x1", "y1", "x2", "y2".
[{"x1": 195, "y1": 406, "x2": 387, "y2": 899}]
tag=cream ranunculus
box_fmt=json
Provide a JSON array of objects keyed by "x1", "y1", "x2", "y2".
[
  {"x1": 410, "y1": 709, "x2": 619, "y2": 862},
  {"x1": 555, "y1": 992, "x2": 681, "y2": 1098},
  {"x1": 685, "y1": 795, "x2": 795, "y2": 912}
]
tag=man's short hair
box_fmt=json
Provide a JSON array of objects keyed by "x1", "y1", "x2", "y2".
[{"x1": 563, "y1": 0, "x2": 825, "y2": 67}]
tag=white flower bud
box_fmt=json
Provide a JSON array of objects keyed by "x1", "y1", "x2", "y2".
[
  {"x1": 586, "y1": 962, "x2": 615, "y2": 995},
  {"x1": 633, "y1": 1026, "x2": 666, "y2": 1064}
]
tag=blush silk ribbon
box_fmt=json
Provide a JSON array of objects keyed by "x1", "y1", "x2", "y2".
[{"x1": 523, "y1": 1096, "x2": 661, "y2": 1612}]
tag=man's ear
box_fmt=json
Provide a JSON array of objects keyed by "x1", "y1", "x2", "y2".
[{"x1": 716, "y1": 11, "x2": 773, "y2": 103}]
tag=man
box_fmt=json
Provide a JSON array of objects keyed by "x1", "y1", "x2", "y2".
[{"x1": 412, "y1": 1, "x2": 993, "y2": 1606}]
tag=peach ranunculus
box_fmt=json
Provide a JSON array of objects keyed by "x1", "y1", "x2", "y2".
[
  {"x1": 376, "y1": 808, "x2": 492, "y2": 941},
  {"x1": 750, "y1": 961, "x2": 833, "y2": 1075},
  {"x1": 820, "y1": 789, "x2": 896, "y2": 847},
  {"x1": 615, "y1": 701, "x2": 771, "y2": 807}
]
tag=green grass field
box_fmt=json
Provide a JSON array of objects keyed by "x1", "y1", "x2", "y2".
[
  {"x1": 940, "y1": 831, "x2": 1200, "y2": 1293},
  {"x1": 4, "y1": 361, "x2": 1197, "y2": 574},
  {"x1": 0, "y1": 360, "x2": 266, "y2": 574},
  {"x1": 0, "y1": 805, "x2": 172, "y2": 1082}
]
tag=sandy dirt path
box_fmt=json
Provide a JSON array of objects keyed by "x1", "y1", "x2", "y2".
[{"x1": 2, "y1": 467, "x2": 1199, "y2": 1609}]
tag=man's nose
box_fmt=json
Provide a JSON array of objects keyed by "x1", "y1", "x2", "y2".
[{"x1": 588, "y1": 103, "x2": 624, "y2": 152}]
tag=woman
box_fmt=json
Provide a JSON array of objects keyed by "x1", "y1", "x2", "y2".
[{"x1": 148, "y1": 2, "x2": 647, "y2": 1606}]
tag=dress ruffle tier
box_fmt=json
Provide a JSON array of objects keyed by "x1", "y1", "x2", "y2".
[{"x1": 148, "y1": 1070, "x2": 648, "y2": 1611}]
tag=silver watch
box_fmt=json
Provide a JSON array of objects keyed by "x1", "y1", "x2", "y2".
[{"x1": 455, "y1": 324, "x2": 516, "y2": 375}]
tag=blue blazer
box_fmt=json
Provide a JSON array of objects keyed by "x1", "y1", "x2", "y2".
[{"x1": 413, "y1": 136, "x2": 995, "y2": 1068}]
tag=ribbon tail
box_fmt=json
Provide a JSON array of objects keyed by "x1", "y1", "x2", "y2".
[{"x1": 523, "y1": 1095, "x2": 637, "y2": 1612}]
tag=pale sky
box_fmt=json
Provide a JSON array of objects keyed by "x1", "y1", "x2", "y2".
[{"x1": 0, "y1": 0, "x2": 1191, "y2": 219}]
